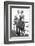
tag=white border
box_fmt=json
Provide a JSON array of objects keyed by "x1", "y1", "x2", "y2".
[{"x1": 8, "y1": 4, "x2": 32, "y2": 41}]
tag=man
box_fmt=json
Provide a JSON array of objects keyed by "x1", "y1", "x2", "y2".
[{"x1": 17, "y1": 10, "x2": 25, "y2": 36}]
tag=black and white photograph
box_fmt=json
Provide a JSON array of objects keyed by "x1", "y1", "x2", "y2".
[{"x1": 4, "y1": 1, "x2": 34, "y2": 44}]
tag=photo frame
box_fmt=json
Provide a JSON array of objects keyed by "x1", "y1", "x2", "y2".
[{"x1": 4, "y1": 1, "x2": 34, "y2": 44}]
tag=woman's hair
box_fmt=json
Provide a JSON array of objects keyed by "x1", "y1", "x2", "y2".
[{"x1": 17, "y1": 10, "x2": 19, "y2": 14}]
